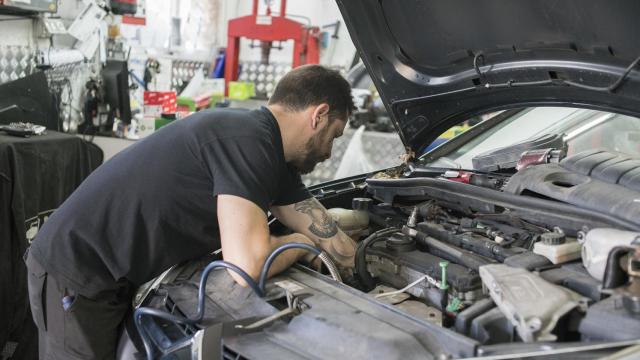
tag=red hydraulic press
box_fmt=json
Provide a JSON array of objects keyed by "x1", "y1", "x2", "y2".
[{"x1": 224, "y1": 0, "x2": 320, "y2": 95}]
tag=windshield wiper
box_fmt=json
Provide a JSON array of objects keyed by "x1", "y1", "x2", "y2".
[
  {"x1": 403, "y1": 162, "x2": 508, "y2": 178},
  {"x1": 403, "y1": 162, "x2": 458, "y2": 178},
  {"x1": 470, "y1": 133, "x2": 566, "y2": 172}
]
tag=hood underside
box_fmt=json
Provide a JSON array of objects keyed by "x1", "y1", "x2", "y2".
[{"x1": 337, "y1": 0, "x2": 640, "y2": 152}]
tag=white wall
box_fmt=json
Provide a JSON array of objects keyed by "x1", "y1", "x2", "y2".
[
  {"x1": 0, "y1": 17, "x2": 33, "y2": 47},
  {"x1": 125, "y1": 0, "x2": 220, "y2": 60}
]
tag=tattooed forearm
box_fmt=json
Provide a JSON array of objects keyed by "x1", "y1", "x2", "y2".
[
  {"x1": 293, "y1": 197, "x2": 356, "y2": 269},
  {"x1": 294, "y1": 198, "x2": 338, "y2": 238}
]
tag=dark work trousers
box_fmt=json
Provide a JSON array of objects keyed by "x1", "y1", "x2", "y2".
[{"x1": 25, "y1": 251, "x2": 133, "y2": 360}]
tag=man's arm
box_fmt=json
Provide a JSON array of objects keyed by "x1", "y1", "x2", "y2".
[
  {"x1": 217, "y1": 194, "x2": 315, "y2": 285},
  {"x1": 271, "y1": 197, "x2": 357, "y2": 269}
]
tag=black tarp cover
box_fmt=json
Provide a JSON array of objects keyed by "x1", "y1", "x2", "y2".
[{"x1": 0, "y1": 131, "x2": 102, "y2": 359}]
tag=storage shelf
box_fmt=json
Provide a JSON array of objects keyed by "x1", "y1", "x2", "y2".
[{"x1": 0, "y1": 5, "x2": 39, "y2": 17}]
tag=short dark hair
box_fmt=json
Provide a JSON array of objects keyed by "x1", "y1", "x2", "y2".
[{"x1": 268, "y1": 64, "x2": 355, "y2": 121}]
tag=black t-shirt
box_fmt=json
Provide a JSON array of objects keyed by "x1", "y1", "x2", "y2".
[{"x1": 29, "y1": 107, "x2": 310, "y2": 296}]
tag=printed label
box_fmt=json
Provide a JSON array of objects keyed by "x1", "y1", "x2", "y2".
[{"x1": 24, "y1": 210, "x2": 55, "y2": 244}]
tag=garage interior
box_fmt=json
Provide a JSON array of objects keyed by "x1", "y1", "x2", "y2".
[
  {"x1": 0, "y1": 1, "x2": 406, "y2": 358},
  {"x1": 2, "y1": 1, "x2": 640, "y2": 359}
]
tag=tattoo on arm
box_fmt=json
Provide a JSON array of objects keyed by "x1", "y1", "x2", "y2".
[
  {"x1": 294, "y1": 198, "x2": 338, "y2": 238},
  {"x1": 293, "y1": 197, "x2": 356, "y2": 269}
]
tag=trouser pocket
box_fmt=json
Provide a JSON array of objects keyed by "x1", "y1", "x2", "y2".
[
  {"x1": 25, "y1": 253, "x2": 48, "y2": 331},
  {"x1": 63, "y1": 288, "x2": 131, "y2": 359}
]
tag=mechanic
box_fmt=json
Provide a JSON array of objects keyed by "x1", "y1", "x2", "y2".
[{"x1": 24, "y1": 64, "x2": 357, "y2": 359}]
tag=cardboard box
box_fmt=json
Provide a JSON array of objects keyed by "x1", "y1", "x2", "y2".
[
  {"x1": 143, "y1": 105, "x2": 163, "y2": 118},
  {"x1": 143, "y1": 91, "x2": 177, "y2": 114},
  {"x1": 138, "y1": 116, "x2": 176, "y2": 138},
  {"x1": 137, "y1": 117, "x2": 158, "y2": 138},
  {"x1": 205, "y1": 78, "x2": 225, "y2": 96}
]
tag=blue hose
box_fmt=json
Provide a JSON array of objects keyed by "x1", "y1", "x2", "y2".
[
  {"x1": 134, "y1": 260, "x2": 260, "y2": 360},
  {"x1": 136, "y1": 244, "x2": 322, "y2": 359},
  {"x1": 258, "y1": 242, "x2": 321, "y2": 292}
]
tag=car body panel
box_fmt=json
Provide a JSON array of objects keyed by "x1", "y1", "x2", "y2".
[{"x1": 336, "y1": 0, "x2": 640, "y2": 152}]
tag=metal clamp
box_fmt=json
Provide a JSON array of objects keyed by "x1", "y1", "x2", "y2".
[{"x1": 236, "y1": 292, "x2": 307, "y2": 330}]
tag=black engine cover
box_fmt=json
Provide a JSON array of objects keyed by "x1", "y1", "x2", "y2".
[
  {"x1": 368, "y1": 244, "x2": 482, "y2": 292},
  {"x1": 504, "y1": 150, "x2": 640, "y2": 227}
]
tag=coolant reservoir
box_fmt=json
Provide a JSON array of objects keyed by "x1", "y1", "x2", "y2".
[
  {"x1": 582, "y1": 228, "x2": 640, "y2": 281},
  {"x1": 327, "y1": 198, "x2": 372, "y2": 237},
  {"x1": 533, "y1": 232, "x2": 581, "y2": 264},
  {"x1": 327, "y1": 208, "x2": 369, "y2": 235}
]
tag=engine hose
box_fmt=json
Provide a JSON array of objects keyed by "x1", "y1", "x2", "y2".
[
  {"x1": 459, "y1": 227, "x2": 489, "y2": 235},
  {"x1": 355, "y1": 227, "x2": 399, "y2": 290},
  {"x1": 134, "y1": 260, "x2": 260, "y2": 360},
  {"x1": 258, "y1": 242, "x2": 323, "y2": 292},
  {"x1": 403, "y1": 226, "x2": 493, "y2": 271},
  {"x1": 318, "y1": 251, "x2": 342, "y2": 283},
  {"x1": 602, "y1": 246, "x2": 636, "y2": 290},
  {"x1": 418, "y1": 222, "x2": 516, "y2": 262}
]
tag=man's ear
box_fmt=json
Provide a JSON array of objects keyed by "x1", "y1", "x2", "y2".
[{"x1": 311, "y1": 103, "x2": 330, "y2": 130}]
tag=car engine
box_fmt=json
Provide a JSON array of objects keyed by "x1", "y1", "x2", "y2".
[
  {"x1": 128, "y1": 149, "x2": 640, "y2": 359},
  {"x1": 327, "y1": 149, "x2": 640, "y2": 345}
]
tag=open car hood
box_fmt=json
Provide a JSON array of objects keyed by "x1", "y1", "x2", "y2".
[{"x1": 336, "y1": 0, "x2": 640, "y2": 152}]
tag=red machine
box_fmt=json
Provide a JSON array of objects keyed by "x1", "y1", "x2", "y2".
[{"x1": 224, "y1": 0, "x2": 320, "y2": 95}]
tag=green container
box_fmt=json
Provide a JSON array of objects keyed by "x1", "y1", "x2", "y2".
[
  {"x1": 155, "y1": 118, "x2": 173, "y2": 130},
  {"x1": 209, "y1": 94, "x2": 225, "y2": 108},
  {"x1": 177, "y1": 96, "x2": 197, "y2": 111},
  {"x1": 228, "y1": 81, "x2": 255, "y2": 100}
]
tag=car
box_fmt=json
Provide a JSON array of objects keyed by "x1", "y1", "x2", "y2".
[{"x1": 116, "y1": 1, "x2": 640, "y2": 358}]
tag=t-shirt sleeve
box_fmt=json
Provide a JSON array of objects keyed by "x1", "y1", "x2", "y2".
[
  {"x1": 200, "y1": 136, "x2": 278, "y2": 214},
  {"x1": 273, "y1": 164, "x2": 311, "y2": 207}
]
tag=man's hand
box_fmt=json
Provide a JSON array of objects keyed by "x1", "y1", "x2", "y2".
[
  {"x1": 271, "y1": 197, "x2": 357, "y2": 270},
  {"x1": 217, "y1": 195, "x2": 318, "y2": 286},
  {"x1": 296, "y1": 236, "x2": 323, "y2": 271}
]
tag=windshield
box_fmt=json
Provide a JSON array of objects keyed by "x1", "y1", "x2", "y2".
[{"x1": 423, "y1": 107, "x2": 640, "y2": 169}]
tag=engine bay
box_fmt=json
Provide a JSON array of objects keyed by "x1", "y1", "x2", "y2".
[
  {"x1": 321, "y1": 149, "x2": 640, "y2": 347},
  {"x1": 131, "y1": 149, "x2": 640, "y2": 358}
]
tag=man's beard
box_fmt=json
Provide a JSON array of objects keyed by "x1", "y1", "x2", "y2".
[{"x1": 292, "y1": 137, "x2": 327, "y2": 174}]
